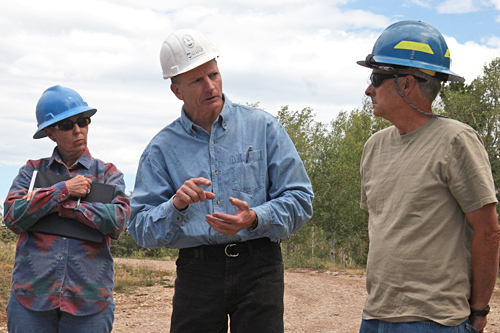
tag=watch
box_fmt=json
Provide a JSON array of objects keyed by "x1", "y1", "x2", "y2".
[
  {"x1": 251, "y1": 214, "x2": 259, "y2": 230},
  {"x1": 470, "y1": 305, "x2": 490, "y2": 316}
]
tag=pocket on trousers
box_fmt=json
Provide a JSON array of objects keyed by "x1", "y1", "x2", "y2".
[
  {"x1": 175, "y1": 256, "x2": 198, "y2": 269},
  {"x1": 255, "y1": 243, "x2": 283, "y2": 265},
  {"x1": 465, "y1": 323, "x2": 479, "y2": 333}
]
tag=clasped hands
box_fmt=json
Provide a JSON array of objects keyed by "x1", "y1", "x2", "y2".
[{"x1": 172, "y1": 177, "x2": 257, "y2": 236}]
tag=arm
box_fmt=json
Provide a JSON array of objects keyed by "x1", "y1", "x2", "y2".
[
  {"x1": 466, "y1": 203, "x2": 500, "y2": 332},
  {"x1": 208, "y1": 121, "x2": 314, "y2": 239},
  {"x1": 129, "y1": 152, "x2": 187, "y2": 249},
  {"x1": 58, "y1": 166, "x2": 130, "y2": 240},
  {"x1": 3, "y1": 165, "x2": 69, "y2": 233}
]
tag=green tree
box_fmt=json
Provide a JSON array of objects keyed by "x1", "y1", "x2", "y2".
[
  {"x1": 313, "y1": 100, "x2": 390, "y2": 265},
  {"x1": 439, "y1": 57, "x2": 500, "y2": 205},
  {"x1": 276, "y1": 106, "x2": 331, "y2": 267}
]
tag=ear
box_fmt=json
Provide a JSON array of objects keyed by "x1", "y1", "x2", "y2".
[
  {"x1": 45, "y1": 128, "x2": 56, "y2": 142},
  {"x1": 170, "y1": 83, "x2": 184, "y2": 101},
  {"x1": 402, "y1": 75, "x2": 417, "y2": 95}
]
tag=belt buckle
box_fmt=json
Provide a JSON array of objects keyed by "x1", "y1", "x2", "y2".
[{"x1": 224, "y1": 244, "x2": 239, "y2": 257}]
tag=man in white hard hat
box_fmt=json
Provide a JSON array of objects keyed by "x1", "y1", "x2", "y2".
[
  {"x1": 129, "y1": 29, "x2": 314, "y2": 332},
  {"x1": 358, "y1": 21, "x2": 500, "y2": 333}
]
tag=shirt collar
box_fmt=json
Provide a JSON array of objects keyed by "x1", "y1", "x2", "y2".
[
  {"x1": 180, "y1": 94, "x2": 233, "y2": 135},
  {"x1": 48, "y1": 146, "x2": 93, "y2": 170}
]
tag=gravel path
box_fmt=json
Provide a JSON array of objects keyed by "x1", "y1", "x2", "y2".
[{"x1": 112, "y1": 258, "x2": 500, "y2": 332}]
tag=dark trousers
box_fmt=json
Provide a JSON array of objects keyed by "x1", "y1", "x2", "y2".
[{"x1": 170, "y1": 238, "x2": 284, "y2": 333}]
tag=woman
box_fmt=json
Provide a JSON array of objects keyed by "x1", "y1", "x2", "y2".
[{"x1": 3, "y1": 85, "x2": 130, "y2": 333}]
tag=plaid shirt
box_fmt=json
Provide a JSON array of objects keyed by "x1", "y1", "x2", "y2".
[{"x1": 3, "y1": 147, "x2": 130, "y2": 316}]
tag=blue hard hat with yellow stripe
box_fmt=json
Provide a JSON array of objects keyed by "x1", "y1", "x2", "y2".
[{"x1": 357, "y1": 20, "x2": 464, "y2": 82}]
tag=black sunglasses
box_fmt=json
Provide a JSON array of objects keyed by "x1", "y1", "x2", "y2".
[
  {"x1": 370, "y1": 73, "x2": 427, "y2": 87},
  {"x1": 52, "y1": 116, "x2": 91, "y2": 131}
]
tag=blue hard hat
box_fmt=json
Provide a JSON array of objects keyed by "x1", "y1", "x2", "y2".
[
  {"x1": 357, "y1": 20, "x2": 464, "y2": 82},
  {"x1": 33, "y1": 85, "x2": 97, "y2": 139}
]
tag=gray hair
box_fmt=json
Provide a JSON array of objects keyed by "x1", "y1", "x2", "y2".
[{"x1": 399, "y1": 67, "x2": 442, "y2": 104}]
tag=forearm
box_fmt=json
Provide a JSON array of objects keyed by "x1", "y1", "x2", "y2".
[
  {"x1": 59, "y1": 194, "x2": 130, "y2": 239},
  {"x1": 129, "y1": 199, "x2": 185, "y2": 248},
  {"x1": 251, "y1": 188, "x2": 314, "y2": 239},
  {"x1": 470, "y1": 229, "x2": 500, "y2": 309},
  {"x1": 4, "y1": 182, "x2": 69, "y2": 232}
]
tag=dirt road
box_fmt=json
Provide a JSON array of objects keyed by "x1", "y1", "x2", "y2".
[{"x1": 113, "y1": 258, "x2": 500, "y2": 333}]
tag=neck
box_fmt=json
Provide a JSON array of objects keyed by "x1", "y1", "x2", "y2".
[
  {"x1": 58, "y1": 149, "x2": 83, "y2": 168},
  {"x1": 393, "y1": 112, "x2": 432, "y2": 135},
  {"x1": 185, "y1": 108, "x2": 222, "y2": 134}
]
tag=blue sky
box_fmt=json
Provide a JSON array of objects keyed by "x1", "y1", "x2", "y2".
[{"x1": 1, "y1": 0, "x2": 500, "y2": 203}]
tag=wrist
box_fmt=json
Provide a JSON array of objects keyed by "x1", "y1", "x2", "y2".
[
  {"x1": 470, "y1": 304, "x2": 490, "y2": 317},
  {"x1": 172, "y1": 194, "x2": 188, "y2": 211},
  {"x1": 250, "y1": 212, "x2": 258, "y2": 230}
]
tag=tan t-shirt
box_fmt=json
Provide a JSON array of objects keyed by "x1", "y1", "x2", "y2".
[{"x1": 360, "y1": 116, "x2": 497, "y2": 326}]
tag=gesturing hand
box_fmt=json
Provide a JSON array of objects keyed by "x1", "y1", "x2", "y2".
[
  {"x1": 173, "y1": 177, "x2": 216, "y2": 210},
  {"x1": 205, "y1": 197, "x2": 257, "y2": 236}
]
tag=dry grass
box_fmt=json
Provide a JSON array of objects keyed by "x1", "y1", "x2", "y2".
[
  {"x1": 0, "y1": 242, "x2": 15, "y2": 330},
  {"x1": 114, "y1": 263, "x2": 174, "y2": 293}
]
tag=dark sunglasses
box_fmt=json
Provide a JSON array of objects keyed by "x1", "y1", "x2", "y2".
[
  {"x1": 52, "y1": 116, "x2": 91, "y2": 131},
  {"x1": 370, "y1": 73, "x2": 427, "y2": 87}
]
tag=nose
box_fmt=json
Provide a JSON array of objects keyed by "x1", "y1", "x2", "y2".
[
  {"x1": 365, "y1": 84, "x2": 375, "y2": 97},
  {"x1": 202, "y1": 76, "x2": 216, "y2": 91},
  {"x1": 72, "y1": 123, "x2": 83, "y2": 134}
]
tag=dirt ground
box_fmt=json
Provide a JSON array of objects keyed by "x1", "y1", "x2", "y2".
[
  {"x1": 2, "y1": 258, "x2": 500, "y2": 332},
  {"x1": 112, "y1": 258, "x2": 500, "y2": 333}
]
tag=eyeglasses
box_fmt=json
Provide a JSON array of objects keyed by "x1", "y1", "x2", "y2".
[
  {"x1": 52, "y1": 116, "x2": 91, "y2": 131},
  {"x1": 370, "y1": 73, "x2": 427, "y2": 87}
]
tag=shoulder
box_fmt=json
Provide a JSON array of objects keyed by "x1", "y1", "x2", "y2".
[
  {"x1": 365, "y1": 126, "x2": 395, "y2": 146},
  {"x1": 431, "y1": 117, "x2": 481, "y2": 143},
  {"x1": 230, "y1": 102, "x2": 278, "y2": 124},
  {"x1": 142, "y1": 118, "x2": 183, "y2": 155}
]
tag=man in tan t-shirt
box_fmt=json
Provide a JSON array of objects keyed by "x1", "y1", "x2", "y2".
[{"x1": 357, "y1": 21, "x2": 500, "y2": 333}]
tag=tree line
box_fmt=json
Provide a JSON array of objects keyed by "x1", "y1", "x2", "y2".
[
  {"x1": 279, "y1": 57, "x2": 500, "y2": 267},
  {"x1": 1, "y1": 57, "x2": 500, "y2": 268}
]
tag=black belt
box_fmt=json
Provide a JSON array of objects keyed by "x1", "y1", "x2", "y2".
[{"x1": 179, "y1": 237, "x2": 274, "y2": 259}]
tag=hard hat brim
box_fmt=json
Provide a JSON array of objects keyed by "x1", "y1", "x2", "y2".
[
  {"x1": 357, "y1": 56, "x2": 465, "y2": 82},
  {"x1": 33, "y1": 106, "x2": 97, "y2": 139}
]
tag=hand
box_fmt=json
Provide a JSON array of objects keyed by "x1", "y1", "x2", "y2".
[
  {"x1": 470, "y1": 315, "x2": 487, "y2": 332},
  {"x1": 173, "y1": 177, "x2": 216, "y2": 210},
  {"x1": 22, "y1": 188, "x2": 41, "y2": 202},
  {"x1": 205, "y1": 197, "x2": 257, "y2": 236},
  {"x1": 65, "y1": 175, "x2": 92, "y2": 197}
]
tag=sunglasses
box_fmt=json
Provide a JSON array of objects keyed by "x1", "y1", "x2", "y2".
[
  {"x1": 370, "y1": 73, "x2": 427, "y2": 87},
  {"x1": 52, "y1": 116, "x2": 91, "y2": 131}
]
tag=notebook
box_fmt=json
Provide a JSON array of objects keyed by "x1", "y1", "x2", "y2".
[{"x1": 27, "y1": 171, "x2": 115, "y2": 243}]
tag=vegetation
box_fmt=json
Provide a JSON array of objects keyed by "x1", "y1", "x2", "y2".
[{"x1": 1, "y1": 57, "x2": 500, "y2": 274}]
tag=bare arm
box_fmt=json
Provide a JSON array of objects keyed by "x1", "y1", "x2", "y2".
[{"x1": 466, "y1": 203, "x2": 500, "y2": 332}]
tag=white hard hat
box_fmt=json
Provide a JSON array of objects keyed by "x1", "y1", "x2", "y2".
[{"x1": 160, "y1": 29, "x2": 220, "y2": 80}]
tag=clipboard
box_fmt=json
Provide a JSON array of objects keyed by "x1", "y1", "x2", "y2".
[{"x1": 27, "y1": 171, "x2": 115, "y2": 243}]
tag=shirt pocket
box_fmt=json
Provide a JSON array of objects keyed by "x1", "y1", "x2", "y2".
[{"x1": 230, "y1": 149, "x2": 265, "y2": 194}]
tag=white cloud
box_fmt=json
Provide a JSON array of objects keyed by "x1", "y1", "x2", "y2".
[
  {"x1": 437, "y1": 0, "x2": 478, "y2": 13},
  {"x1": 0, "y1": 0, "x2": 499, "y2": 198}
]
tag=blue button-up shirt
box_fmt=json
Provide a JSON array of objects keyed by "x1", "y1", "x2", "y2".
[
  {"x1": 129, "y1": 95, "x2": 314, "y2": 249},
  {"x1": 3, "y1": 147, "x2": 130, "y2": 315}
]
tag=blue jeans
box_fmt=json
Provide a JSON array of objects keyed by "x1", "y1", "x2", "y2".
[
  {"x1": 170, "y1": 238, "x2": 284, "y2": 333},
  {"x1": 360, "y1": 319, "x2": 479, "y2": 333},
  {"x1": 6, "y1": 293, "x2": 115, "y2": 333}
]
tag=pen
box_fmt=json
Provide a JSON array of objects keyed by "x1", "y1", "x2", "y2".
[{"x1": 246, "y1": 146, "x2": 252, "y2": 163}]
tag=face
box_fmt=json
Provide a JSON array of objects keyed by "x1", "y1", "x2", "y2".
[
  {"x1": 365, "y1": 70, "x2": 402, "y2": 120},
  {"x1": 170, "y1": 59, "x2": 223, "y2": 117},
  {"x1": 45, "y1": 114, "x2": 89, "y2": 162}
]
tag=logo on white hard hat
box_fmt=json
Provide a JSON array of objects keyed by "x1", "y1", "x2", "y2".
[{"x1": 182, "y1": 35, "x2": 195, "y2": 48}]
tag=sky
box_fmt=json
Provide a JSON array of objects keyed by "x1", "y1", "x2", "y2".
[{"x1": 1, "y1": 0, "x2": 500, "y2": 201}]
